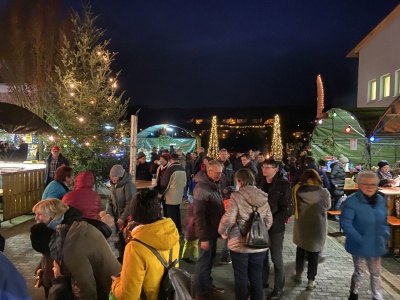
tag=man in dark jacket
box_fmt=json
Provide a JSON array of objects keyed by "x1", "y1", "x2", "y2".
[
  {"x1": 241, "y1": 153, "x2": 258, "y2": 176},
  {"x1": 136, "y1": 151, "x2": 152, "y2": 181},
  {"x1": 260, "y1": 159, "x2": 293, "y2": 300},
  {"x1": 292, "y1": 156, "x2": 330, "y2": 189},
  {"x1": 45, "y1": 146, "x2": 69, "y2": 186},
  {"x1": 193, "y1": 160, "x2": 226, "y2": 299}
]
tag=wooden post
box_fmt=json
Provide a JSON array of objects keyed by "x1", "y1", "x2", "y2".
[{"x1": 130, "y1": 115, "x2": 138, "y2": 181}]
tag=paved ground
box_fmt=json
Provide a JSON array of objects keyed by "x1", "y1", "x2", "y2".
[{"x1": 1, "y1": 207, "x2": 400, "y2": 300}]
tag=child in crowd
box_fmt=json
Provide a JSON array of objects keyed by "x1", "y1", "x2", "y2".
[
  {"x1": 181, "y1": 203, "x2": 198, "y2": 264},
  {"x1": 47, "y1": 260, "x2": 73, "y2": 300},
  {"x1": 30, "y1": 223, "x2": 55, "y2": 298}
]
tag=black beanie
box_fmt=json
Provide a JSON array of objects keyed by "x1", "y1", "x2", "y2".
[
  {"x1": 30, "y1": 223, "x2": 54, "y2": 254},
  {"x1": 130, "y1": 189, "x2": 161, "y2": 224}
]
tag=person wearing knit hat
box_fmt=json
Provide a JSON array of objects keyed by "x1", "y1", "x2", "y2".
[
  {"x1": 44, "y1": 145, "x2": 69, "y2": 187},
  {"x1": 111, "y1": 189, "x2": 179, "y2": 299},
  {"x1": 106, "y1": 164, "x2": 137, "y2": 262},
  {"x1": 136, "y1": 152, "x2": 152, "y2": 181},
  {"x1": 339, "y1": 154, "x2": 349, "y2": 164},
  {"x1": 377, "y1": 160, "x2": 395, "y2": 187},
  {"x1": 329, "y1": 155, "x2": 347, "y2": 220}
]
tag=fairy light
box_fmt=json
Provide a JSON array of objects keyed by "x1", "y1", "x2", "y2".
[
  {"x1": 207, "y1": 115, "x2": 219, "y2": 159},
  {"x1": 78, "y1": 117, "x2": 84, "y2": 123},
  {"x1": 271, "y1": 114, "x2": 283, "y2": 158}
]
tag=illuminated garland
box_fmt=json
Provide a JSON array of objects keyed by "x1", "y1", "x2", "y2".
[
  {"x1": 207, "y1": 116, "x2": 219, "y2": 159},
  {"x1": 271, "y1": 114, "x2": 283, "y2": 158}
]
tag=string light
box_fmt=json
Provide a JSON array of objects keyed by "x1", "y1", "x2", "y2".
[
  {"x1": 271, "y1": 114, "x2": 283, "y2": 158},
  {"x1": 207, "y1": 115, "x2": 219, "y2": 159}
]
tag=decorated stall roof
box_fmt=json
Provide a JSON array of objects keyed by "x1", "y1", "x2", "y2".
[
  {"x1": 137, "y1": 124, "x2": 200, "y2": 154},
  {"x1": 310, "y1": 108, "x2": 367, "y2": 166}
]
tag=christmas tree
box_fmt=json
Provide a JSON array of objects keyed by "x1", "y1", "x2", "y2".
[
  {"x1": 50, "y1": 4, "x2": 128, "y2": 181},
  {"x1": 271, "y1": 114, "x2": 283, "y2": 158},
  {"x1": 207, "y1": 116, "x2": 219, "y2": 159}
]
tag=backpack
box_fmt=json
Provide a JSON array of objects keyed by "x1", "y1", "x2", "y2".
[
  {"x1": 133, "y1": 239, "x2": 192, "y2": 300},
  {"x1": 244, "y1": 206, "x2": 270, "y2": 248}
]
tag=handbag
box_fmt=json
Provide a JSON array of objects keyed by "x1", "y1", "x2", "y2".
[{"x1": 244, "y1": 206, "x2": 270, "y2": 248}]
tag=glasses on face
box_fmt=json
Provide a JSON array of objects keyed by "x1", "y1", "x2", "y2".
[
  {"x1": 210, "y1": 170, "x2": 222, "y2": 175},
  {"x1": 359, "y1": 183, "x2": 377, "y2": 188},
  {"x1": 262, "y1": 166, "x2": 274, "y2": 170}
]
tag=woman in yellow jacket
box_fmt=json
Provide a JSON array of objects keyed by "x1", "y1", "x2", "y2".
[{"x1": 111, "y1": 189, "x2": 180, "y2": 300}]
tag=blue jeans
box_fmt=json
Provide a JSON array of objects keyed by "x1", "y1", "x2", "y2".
[
  {"x1": 231, "y1": 251, "x2": 266, "y2": 300},
  {"x1": 194, "y1": 238, "x2": 218, "y2": 294},
  {"x1": 334, "y1": 195, "x2": 343, "y2": 211}
]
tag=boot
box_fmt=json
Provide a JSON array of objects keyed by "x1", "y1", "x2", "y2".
[{"x1": 348, "y1": 292, "x2": 358, "y2": 300}]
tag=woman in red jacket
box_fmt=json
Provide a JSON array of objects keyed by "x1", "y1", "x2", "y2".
[{"x1": 62, "y1": 171, "x2": 101, "y2": 220}]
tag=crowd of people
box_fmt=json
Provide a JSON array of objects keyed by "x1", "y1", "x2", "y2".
[{"x1": 0, "y1": 145, "x2": 393, "y2": 300}]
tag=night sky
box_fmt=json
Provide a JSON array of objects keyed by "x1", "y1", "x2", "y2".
[{"x1": 2, "y1": 1, "x2": 400, "y2": 109}]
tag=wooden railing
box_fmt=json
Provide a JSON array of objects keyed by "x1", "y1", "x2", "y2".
[{"x1": 1, "y1": 169, "x2": 44, "y2": 221}]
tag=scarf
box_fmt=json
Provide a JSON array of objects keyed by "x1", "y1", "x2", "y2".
[
  {"x1": 292, "y1": 179, "x2": 321, "y2": 219},
  {"x1": 378, "y1": 169, "x2": 392, "y2": 180}
]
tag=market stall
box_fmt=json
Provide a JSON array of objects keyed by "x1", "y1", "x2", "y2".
[{"x1": 0, "y1": 103, "x2": 56, "y2": 223}]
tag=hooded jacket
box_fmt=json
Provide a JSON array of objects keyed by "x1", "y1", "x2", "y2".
[
  {"x1": 106, "y1": 173, "x2": 137, "y2": 222},
  {"x1": 194, "y1": 170, "x2": 225, "y2": 241},
  {"x1": 111, "y1": 218, "x2": 180, "y2": 300},
  {"x1": 293, "y1": 185, "x2": 330, "y2": 252},
  {"x1": 340, "y1": 190, "x2": 389, "y2": 257},
  {"x1": 62, "y1": 171, "x2": 101, "y2": 220},
  {"x1": 329, "y1": 162, "x2": 346, "y2": 196},
  {"x1": 218, "y1": 185, "x2": 273, "y2": 253}
]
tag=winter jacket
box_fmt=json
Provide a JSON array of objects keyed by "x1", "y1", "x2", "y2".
[
  {"x1": 50, "y1": 220, "x2": 121, "y2": 300},
  {"x1": 242, "y1": 161, "x2": 258, "y2": 176},
  {"x1": 106, "y1": 173, "x2": 137, "y2": 223},
  {"x1": 136, "y1": 162, "x2": 152, "y2": 181},
  {"x1": 329, "y1": 162, "x2": 346, "y2": 196},
  {"x1": 111, "y1": 218, "x2": 180, "y2": 300},
  {"x1": 0, "y1": 252, "x2": 31, "y2": 300},
  {"x1": 259, "y1": 173, "x2": 293, "y2": 234},
  {"x1": 163, "y1": 162, "x2": 187, "y2": 205},
  {"x1": 42, "y1": 180, "x2": 69, "y2": 200},
  {"x1": 340, "y1": 190, "x2": 389, "y2": 257},
  {"x1": 293, "y1": 185, "x2": 330, "y2": 252},
  {"x1": 218, "y1": 159, "x2": 234, "y2": 186},
  {"x1": 194, "y1": 171, "x2": 225, "y2": 241},
  {"x1": 45, "y1": 153, "x2": 69, "y2": 184},
  {"x1": 218, "y1": 185, "x2": 273, "y2": 253},
  {"x1": 292, "y1": 164, "x2": 330, "y2": 189},
  {"x1": 62, "y1": 171, "x2": 101, "y2": 220}
]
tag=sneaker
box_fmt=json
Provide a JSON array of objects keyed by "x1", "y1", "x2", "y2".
[
  {"x1": 208, "y1": 285, "x2": 225, "y2": 294},
  {"x1": 219, "y1": 259, "x2": 232, "y2": 265},
  {"x1": 306, "y1": 279, "x2": 316, "y2": 290},
  {"x1": 293, "y1": 272, "x2": 302, "y2": 283}
]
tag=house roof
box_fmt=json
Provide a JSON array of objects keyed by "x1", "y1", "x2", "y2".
[{"x1": 347, "y1": 4, "x2": 400, "y2": 58}]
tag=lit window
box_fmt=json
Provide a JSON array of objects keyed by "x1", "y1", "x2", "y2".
[
  {"x1": 379, "y1": 74, "x2": 390, "y2": 99},
  {"x1": 368, "y1": 79, "x2": 376, "y2": 102},
  {"x1": 394, "y1": 69, "x2": 400, "y2": 96}
]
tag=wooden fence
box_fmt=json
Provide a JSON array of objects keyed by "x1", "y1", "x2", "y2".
[{"x1": 1, "y1": 169, "x2": 44, "y2": 221}]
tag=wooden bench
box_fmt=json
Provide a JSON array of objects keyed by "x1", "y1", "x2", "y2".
[
  {"x1": 327, "y1": 211, "x2": 342, "y2": 234},
  {"x1": 388, "y1": 216, "x2": 400, "y2": 256}
]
